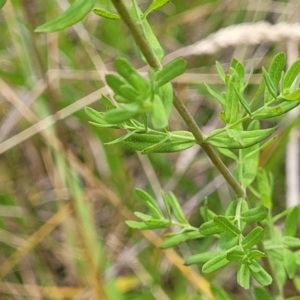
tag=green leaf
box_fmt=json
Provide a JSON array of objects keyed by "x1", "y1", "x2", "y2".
[
  {"x1": 237, "y1": 262, "x2": 250, "y2": 289},
  {"x1": 35, "y1": 0, "x2": 96, "y2": 32},
  {"x1": 162, "y1": 191, "x2": 188, "y2": 224},
  {"x1": 240, "y1": 205, "x2": 268, "y2": 223},
  {"x1": 218, "y1": 233, "x2": 239, "y2": 251},
  {"x1": 210, "y1": 285, "x2": 232, "y2": 300},
  {"x1": 142, "y1": 139, "x2": 195, "y2": 154},
  {"x1": 214, "y1": 216, "x2": 240, "y2": 236},
  {"x1": 134, "y1": 211, "x2": 152, "y2": 221},
  {"x1": 145, "y1": 218, "x2": 171, "y2": 228},
  {"x1": 242, "y1": 227, "x2": 264, "y2": 250},
  {"x1": 144, "y1": 0, "x2": 170, "y2": 17},
  {"x1": 156, "y1": 57, "x2": 187, "y2": 87},
  {"x1": 104, "y1": 103, "x2": 141, "y2": 123},
  {"x1": 262, "y1": 67, "x2": 278, "y2": 100},
  {"x1": 264, "y1": 52, "x2": 286, "y2": 103},
  {"x1": 203, "y1": 84, "x2": 225, "y2": 106},
  {"x1": 160, "y1": 231, "x2": 203, "y2": 249},
  {"x1": 225, "y1": 199, "x2": 248, "y2": 217},
  {"x1": 283, "y1": 58, "x2": 300, "y2": 90},
  {"x1": 185, "y1": 251, "x2": 216, "y2": 265},
  {"x1": 206, "y1": 127, "x2": 277, "y2": 149},
  {"x1": 125, "y1": 220, "x2": 154, "y2": 230},
  {"x1": 0, "y1": 0, "x2": 6, "y2": 9},
  {"x1": 285, "y1": 206, "x2": 299, "y2": 237},
  {"x1": 282, "y1": 236, "x2": 300, "y2": 248},
  {"x1": 238, "y1": 120, "x2": 260, "y2": 187},
  {"x1": 225, "y1": 70, "x2": 239, "y2": 124},
  {"x1": 202, "y1": 252, "x2": 230, "y2": 273},
  {"x1": 199, "y1": 204, "x2": 217, "y2": 222},
  {"x1": 217, "y1": 147, "x2": 238, "y2": 161},
  {"x1": 106, "y1": 74, "x2": 138, "y2": 103},
  {"x1": 102, "y1": 95, "x2": 117, "y2": 111},
  {"x1": 151, "y1": 94, "x2": 168, "y2": 129},
  {"x1": 159, "y1": 82, "x2": 173, "y2": 118},
  {"x1": 216, "y1": 61, "x2": 226, "y2": 83},
  {"x1": 92, "y1": 8, "x2": 120, "y2": 19},
  {"x1": 227, "y1": 248, "x2": 244, "y2": 262},
  {"x1": 254, "y1": 287, "x2": 273, "y2": 300},
  {"x1": 250, "y1": 261, "x2": 272, "y2": 286},
  {"x1": 120, "y1": 132, "x2": 164, "y2": 151},
  {"x1": 257, "y1": 168, "x2": 273, "y2": 208},
  {"x1": 253, "y1": 100, "x2": 300, "y2": 119},
  {"x1": 129, "y1": 4, "x2": 164, "y2": 61},
  {"x1": 135, "y1": 189, "x2": 159, "y2": 209},
  {"x1": 279, "y1": 89, "x2": 300, "y2": 101},
  {"x1": 246, "y1": 250, "x2": 266, "y2": 261},
  {"x1": 199, "y1": 220, "x2": 223, "y2": 236},
  {"x1": 233, "y1": 86, "x2": 251, "y2": 116},
  {"x1": 85, "y1": 107, "x2": 107, "y2": 124},
  {"x1": 283, "y1": 248, "x2": 297, "y2": 279},
  {"x1": 114, "y1": 58, "x2": 149, "y2": 91}
]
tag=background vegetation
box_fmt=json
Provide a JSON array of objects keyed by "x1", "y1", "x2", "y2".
[{"x1": 0, "y1": 0, "x2": 299, "y2": 299}]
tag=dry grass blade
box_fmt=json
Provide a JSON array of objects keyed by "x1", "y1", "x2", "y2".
[{"x1": 0, "y1": 203, "x2": 73, "y2": 280}]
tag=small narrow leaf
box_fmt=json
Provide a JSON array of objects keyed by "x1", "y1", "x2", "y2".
[
  {"x1": 203, "y1": 84, "x2": 225, "y2": 106},
  {"x1": 114, "y1": 58, "x2": 149, "y2": 91},
  {"x1": 282, "y1": 236, "x2": 300, "y2": 248},
  {"x1": 239, "y1": 120, "x2": 260, "y2": 187},
  {"x1": 199, "y1": 220, "x2": 223, "y2": 236},
  {"x1": 125, "y1": 220, "x2": 153, "y2": 230},
  {"x1": 216, "y1": 61, "x2": 226, "y2": 83},
  {"x1": 279, "y1": 89, "x2": 300, "y2": 101},
  {"x1": 237, "y1": 263, "x2": 250, "y2": 289},
  {"x1": 214, "y1": 216, "x2": 240, "y2": 236},
  {"x1": 264, "y1": 52, "x2": 286, "y2": 103},
  {"x1": 151, "y1": 94, "x2": 168, "y2": 129},
  {"x1": 144, "y1": 0, "x2": 170, "y2": 17},
  {"x1": 253, "y1": 100, "x2": 300, "y2": 119},
  {"x1": 104, "y1": 103, "x2": 141, "y2": 123},
  {"x1": 93, "y1": 8, "x2": 120, "y2": 19},
  {"x1": 257, "y1": 168, "x2": 273, "y2": 208},
  {"x1": 185, "y1": 251, "x2": 216, "y2": 265},
  {"x1": 227, "y1": 248, "x2": 245, "y2": 262},
  {"x1": 35, "y1": 0, "x2": 96, "y2": 32},
  {"x1": 156, "y1": 57, "x2": 187, "y2": 87},
  {"x1": 129, "y1": 4, "x2": 164, "y2": 61},
  {"x1": 242, "y1": 227, "x2": 264, "y2": 250},
  {"x1": 283, "y1": 248, "x2": 297, "y2": 279},
  {"x1": 85, "y1": 107, "x2": 106, "y2": 124},
  {"x1": 246, "y1": 250, "x2": 266, "y2": 261},
  {"x1": 262, "y1": 67, "x2": 278, "y2": 99},
  {"x1": 202, "y1": 252, "x2": 230, "y2": 273},
  {"x1": 250, "y1": 262, "x2": 272, "y2": 286},
  {"x1": 283, "y1": 58, "x2": 300, "y2": 90},
  {"x1": 254, "y1": 287, "x2": 273, "y2": 300},
  {"x1": 135, "y1": 189, "x2": 159, "y2": 209},
  {"x1": 206, "y1": 127, "x2": 277, "y2": 149},
  {"x1": 217, "y1": 233, "x2": 239, "y2": 251},
  {"x1": 284, "y1": 206, "x2": 299, "y2": 237},
  {"x1": 162, "y1": 192, "x2": 188, "y2": 224},
  {"x1": 160, "y1": 231, "x2": 203, "y2": 249},
  {"x1": 233, "y1": 86, "x2": 251, "y2": 115},
  {"x1": 240, "y1": 205, "x2": 268, "y2": 223},
  {"x1": 159, "y1": 82, "x2": 173, "y2": 118},
  {"x1": 225, "y1": 70, "x2": 239, "y2": 124}
]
